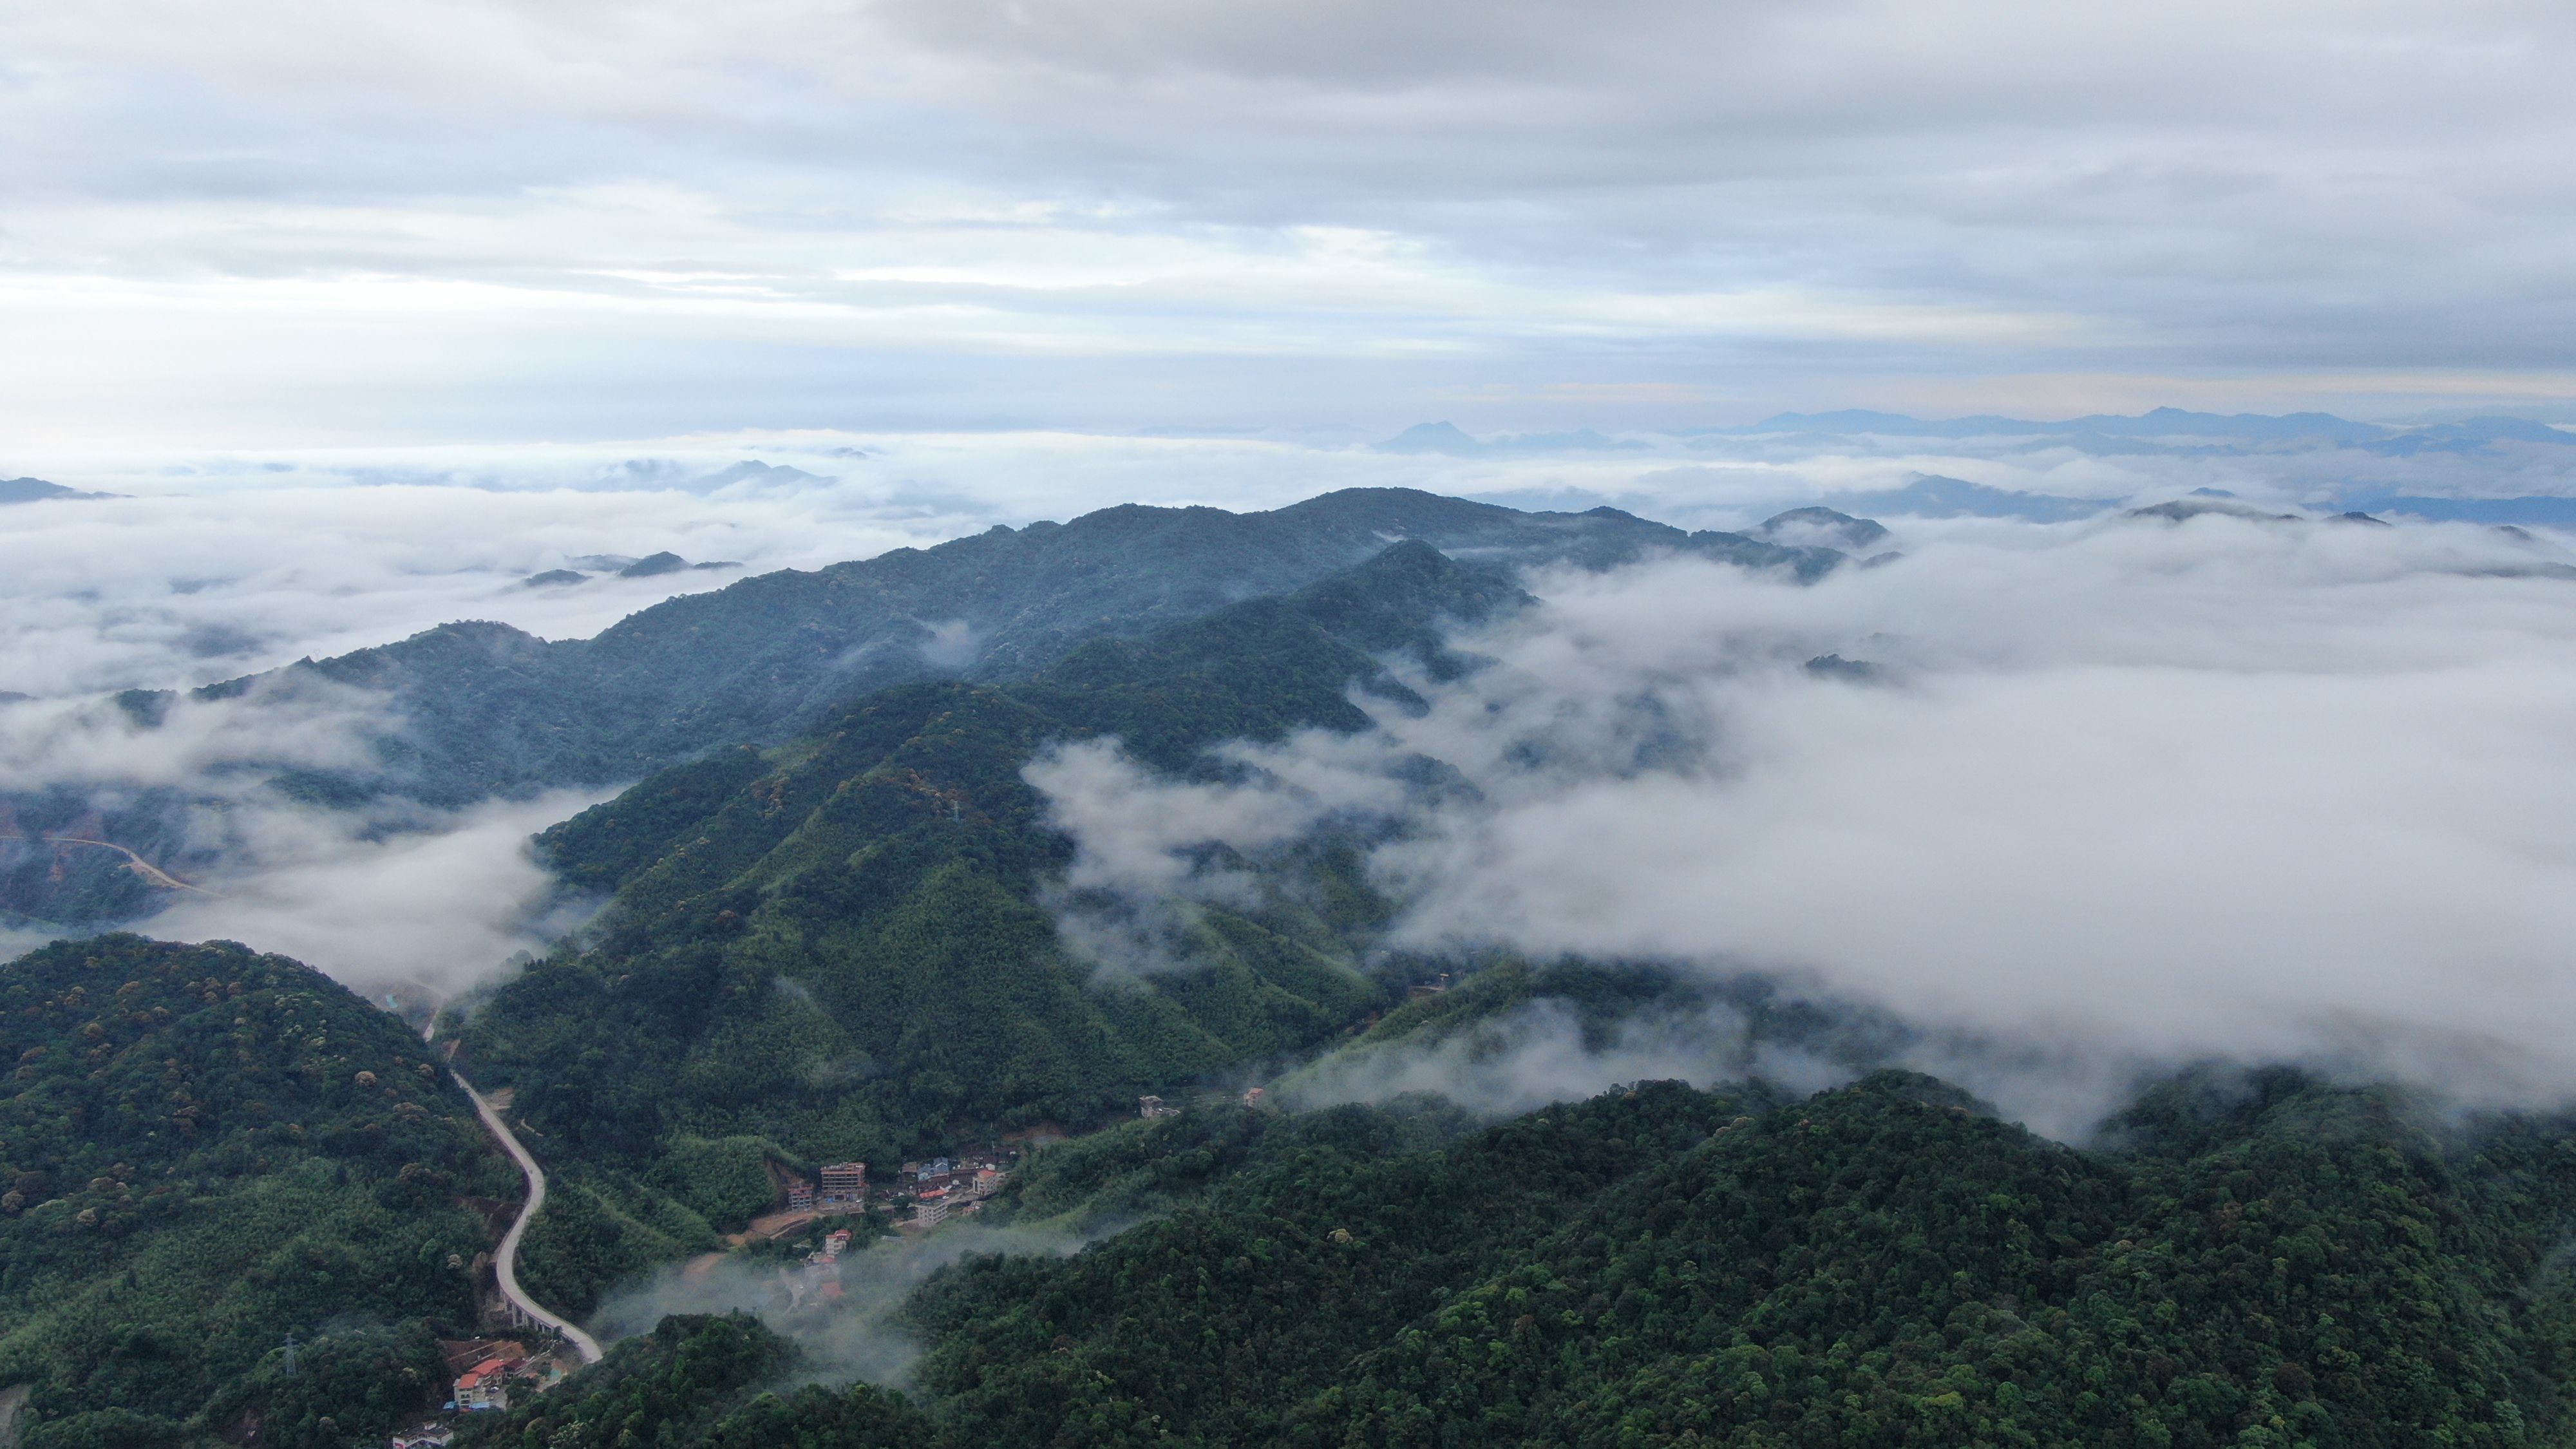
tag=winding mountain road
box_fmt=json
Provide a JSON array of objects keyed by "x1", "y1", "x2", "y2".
[
  {"x1": 451, "y1": 1068, "x2": 604, "y2": 1364},
  {"x1": 0, "y1": 834, "x2": 216, "y2": 894}
]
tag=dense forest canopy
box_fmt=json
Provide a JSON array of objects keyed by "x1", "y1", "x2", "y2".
[
  {"x1": 451, "y1": 1071, "x2": 2576, "y2": 1449},
  {"x1": 444, "y1": 542, "x2": 1529, "y2": 1283},
  {"x1": 0, "y1": 935, "x2": 512, "y2": 1449}
]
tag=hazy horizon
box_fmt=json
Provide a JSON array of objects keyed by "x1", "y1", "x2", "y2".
[{"x1": 12, "y1": 1, "x2": 2576, "y2": 447}]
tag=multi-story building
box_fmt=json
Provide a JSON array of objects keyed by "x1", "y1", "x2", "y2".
[
  {"x1": 818, "y1": 1160, "x2": 866, "y2": 1207},
  {"x1": 785, "y1": 1179, "x2": 814, "y2": 1211}
]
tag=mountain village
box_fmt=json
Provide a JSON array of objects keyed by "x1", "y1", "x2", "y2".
[{"x1": 379, "y1": 1142, "x2": 1039, "y2": 1444}]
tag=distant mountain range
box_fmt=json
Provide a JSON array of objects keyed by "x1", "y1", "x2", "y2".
[
  {"x1": 1376, "y1": 421, "x2": 1646, "y2": 456},
  {"x1": 1376, "y1": 407, "x2": 2576, "y2": 460},
  {"x1": 0, "y1": 476, "x2": 118, "y2": 504},
  {"x1": 1702, "y1": 406, "x2": 2576, "y2": 454},
  {"x1": 524, "y1": 552, "x2": 741, "y2": 587},
  {"x1": 2340, "y1": 493, "x2": 2576, "y2": 527},
  {"x1": 1819, "y1": 474, "x2": 2113, "y2": 523},
  {"x1": 152, "y1": 489, "x2": 1843, "y2": 806}
]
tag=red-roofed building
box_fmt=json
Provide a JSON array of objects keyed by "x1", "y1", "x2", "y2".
[{"x1": 455, "y1": 1350, "x2": 526, "y2": 1412}]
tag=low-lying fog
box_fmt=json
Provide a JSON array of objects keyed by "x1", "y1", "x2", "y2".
[
  {"x1": 9, "y1": 428, "x2": 2576, "y2": 1134},
  {"x1": 1036, "y1": 508, "x2": 2576, "y2": 1132}
]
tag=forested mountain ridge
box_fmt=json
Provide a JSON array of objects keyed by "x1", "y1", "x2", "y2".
[
  {"x1": 450, "y1": 1069, "x2": 2576, "y2": 1449},
  {"x1": 442, "y1": 541, "x2": 1529, "y2": 1306},
  {"x1": 258, "y1": 489, "x2": 1829, "y2": 805},
  {"x1": 8, "y1": 488, "x2": 1839, "y2": 925},
  {"x1": 0, "y1": 934, "x2": 515, "y2": 1449}
]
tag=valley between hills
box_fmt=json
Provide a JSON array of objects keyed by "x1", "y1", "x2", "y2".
[{"x1": 1, "y1": 489, "x2": 2570, "y2": 1449}]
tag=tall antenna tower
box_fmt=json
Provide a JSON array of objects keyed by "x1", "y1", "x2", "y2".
[{"x1": 280, "y1": 1332, "x2": 299, "y2": 1377}]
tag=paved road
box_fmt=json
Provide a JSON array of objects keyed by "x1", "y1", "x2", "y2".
[
  {"x1": 0, "y1": 834, "x2": 215, "y2": 894},
  {"x1": 453, "y1": 1068, "x2": 604, "y2": 1364}
]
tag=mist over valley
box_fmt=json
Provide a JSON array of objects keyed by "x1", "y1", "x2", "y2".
[{"x1": 14, "y1": 1, "x2": 2576, "y2": 1439}]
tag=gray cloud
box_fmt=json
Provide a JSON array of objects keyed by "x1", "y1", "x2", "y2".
[{"x1": 8, "y1": 3, "x2": 2576, "y2": 439}]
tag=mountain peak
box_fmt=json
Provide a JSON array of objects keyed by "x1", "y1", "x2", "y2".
[
  {"x1": 0, "y1": 476, "x2": 119, "y2": 504},
  {"x1": 1374, "y1": 421, "x2": 1486, "y2": 455}
]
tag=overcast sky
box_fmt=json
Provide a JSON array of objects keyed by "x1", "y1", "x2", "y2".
[{"x1": 9, "y1": 0, "x2": 2576, "y2": 446}]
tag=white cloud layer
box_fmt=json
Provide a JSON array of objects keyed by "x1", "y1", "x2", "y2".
[
  {"x1": 1283, "y1": 998, "x2": 1854, "y2": 1122},
  {"x1": 139, "y1": 789, "x2": 613, "y2": 1000},
  {"x1": 1034, "y1": 512, "x2": 2576, "y2": 1128}
]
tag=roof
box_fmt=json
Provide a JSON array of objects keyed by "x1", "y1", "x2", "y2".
[{"x1": 439, "y1": 1338, "x2": 527, "y2": 1373}]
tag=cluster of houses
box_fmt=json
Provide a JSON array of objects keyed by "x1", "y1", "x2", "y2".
[
  {"x1": 896, "y1": 1153, "x2": 1010, "y2": 1229},
  {"x1": 383, "y1": 1145, "x2": 1044, "y2": 1444},
  {"x1": 770, "y1": 1150, "x2": 1019, "y2": 1234},
  {"x1": 782, "y1": 1226, "x2": 858, "y2": 1309}
]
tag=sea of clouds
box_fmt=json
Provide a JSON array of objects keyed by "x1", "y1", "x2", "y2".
[
  {"x1": 1032, "y1": 500, "x2": 2576, "y2": 1133},
  {"x1": 7, "y1": 425, "x2": 2576, "y2": 1136}
]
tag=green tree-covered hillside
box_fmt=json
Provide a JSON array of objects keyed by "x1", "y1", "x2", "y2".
[
  {"x1": 464, "y1": 1072, "x2": 2576, "y2": 1449},
  {"x1": 0, "y1": 934, "x2": 514, "y2": 1448},
  {"x1": 448, "y1": 542, "x2": 1515, "y2": 1258}
]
